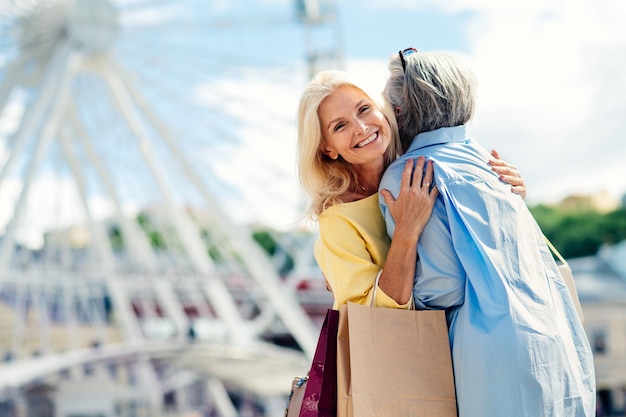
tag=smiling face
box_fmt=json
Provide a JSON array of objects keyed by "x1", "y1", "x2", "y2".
[{"x1": 318, "y1": 85, "x2": 392, "y2": 170}]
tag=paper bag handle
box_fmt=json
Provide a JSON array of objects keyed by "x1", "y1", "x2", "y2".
[
  {"x1": 544, "y1": 235, "x2": 585, "y2": 322},
  {"x1": 544, "y1": 235, "x2": 567, "y2": 265},
  {"x1": 370, "y1": 269, "x2": 414, "y2": 310}
]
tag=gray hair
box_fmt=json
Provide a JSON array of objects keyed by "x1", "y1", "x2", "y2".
[{"x1": 384, "y1": 51, "x2": 477, "y2": 150}]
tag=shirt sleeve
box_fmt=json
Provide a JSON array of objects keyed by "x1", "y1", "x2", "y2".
[
  {"x1": 314, "y1": 211, "x2": 410, "y2": 310},
  {"x1": 413, "y1": 199, "x2": 465, "y2": 309},
  {"x1": 379, "y1": 162, "x2": 465, "y2": 310}
]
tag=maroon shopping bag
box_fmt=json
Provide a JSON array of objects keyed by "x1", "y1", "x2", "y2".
[{"x1": 298, "y1": 309, "x2": 339, "y2": 417}]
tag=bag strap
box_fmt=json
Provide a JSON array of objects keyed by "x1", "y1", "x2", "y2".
[
  {"x1": 370, "y1": 269, "x2": 414, "y2": 310},
  {"x1": 369, "y1": 270, "x2": 383, "y2": 306},
  {"x1": 544, "y1": 235, "x2": 567, "y2": 265},
  {"x1": 544, "y1": 235, "x2": 585, "y2": 322}
]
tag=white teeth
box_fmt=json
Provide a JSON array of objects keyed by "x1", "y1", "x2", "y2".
[{"x1": 355, "y1": 132, "x2": 377, "y2": 148}]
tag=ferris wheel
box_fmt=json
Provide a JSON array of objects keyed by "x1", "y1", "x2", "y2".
[
  {"x1": 0, "y1": 0, "x2": 343, "y2": 246},
  {"x1": 0, "y1": 0, "x2": 343, "y2": 412}
]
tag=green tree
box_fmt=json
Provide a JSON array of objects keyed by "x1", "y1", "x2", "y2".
[
  {"x1": 108, "y1": 224, "x2": 124, "y2": 249},
  {"x1": 252, "y1": 229, "x2": 295, "y2": 275},
  {"x1": 530, "y1": 205, "x2": 626, "y2": 258},
  {"x1": 136, "y1": 212, "x2": 167, "y2": 249}
]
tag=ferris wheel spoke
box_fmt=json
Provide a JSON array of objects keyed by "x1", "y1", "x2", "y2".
[
  {"x1": 108, "y1": 60, "x2": 246, "y2": 151},
  {"x1": 0, "y1": 57, "x2": 29, "y2": 135},
  {"x1": 67, "y1": 100, "x2": 160, "y2": 273},
  {"x1": 114, "y1": 43, "x2": 234, "y2": 75},
  {"x1": 0, "y1": 43, "x2": 78, "y2": 273},
  {"x1": 106, "y1": 55, "x2": 314, "y2": 349},
  {"x1": 109, "y1": 58, "x2": 318, "y2": 356},
  {"x1": 103, "y1": 59, "x2": 263, "y2": 337},
  {"x1": 116, "y1": 51, "x2": 297, "y2": 140},
  {"x1": 58, "y1": 125, "x2": 117, "y2": 271},
  {"x1": 101, "y1": 59, "x2": 219, "y2": 276},
  {"x1": 108, "y1": 57, "x2": 301, "y2": 225},
  {"x1": 0, "y1": 43, "x2": 73, "y2": 190}
]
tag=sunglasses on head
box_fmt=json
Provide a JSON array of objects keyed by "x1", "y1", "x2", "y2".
[{"x1": 398, "y1": 47, "x2": 418, "y2": 72}]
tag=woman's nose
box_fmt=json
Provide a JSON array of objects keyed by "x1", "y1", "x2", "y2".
[{"x1": 355, "y1": 120, "x2": 368, "y2": 135}]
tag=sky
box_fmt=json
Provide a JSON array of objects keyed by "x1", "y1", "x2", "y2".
[
  {"x1": 349, "y1": 0, "x2": 626, "y2": 206},
  {"x1": 0, "y1": 0, "x2": 625, "y2": 245},
  {"x1": 190, "y1": 0, "x2": 626, "y2": 230},
  {"x1": 330, "y1": 0, "x2": 626, "y2": 203}
]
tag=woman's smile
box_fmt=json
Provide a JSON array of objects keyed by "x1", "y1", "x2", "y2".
[{"x1": 355, "y1": 132, "x2": 378, "y2": 148}]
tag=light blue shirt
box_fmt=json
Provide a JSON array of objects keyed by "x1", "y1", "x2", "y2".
[{"x1": 379, "y1": 126, "x2": 596, "y2": 417}]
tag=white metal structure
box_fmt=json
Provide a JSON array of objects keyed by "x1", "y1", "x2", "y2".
[{"x1": 0, "y1": 1, "x2": 342, "y2": 415}]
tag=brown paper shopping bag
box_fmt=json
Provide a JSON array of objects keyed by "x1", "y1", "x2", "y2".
[
  {"x1": 544, "y1": 236, "x2": 584, "y2": 322},
  {"x1": 337, "y1": 302, "x2": 457, "y2": 417},
  {"x1": 337, "y1": 304, "x2": 353, "y2": 417}
]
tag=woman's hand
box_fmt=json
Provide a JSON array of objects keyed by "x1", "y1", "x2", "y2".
[
  {"x1": 380, "y1": 156, "x2": 439, "y2": 238},
  {"x1": 489, "y1": 149, "x2": 527, "y2": 199},
  {"x1": 377, "y1": 157, "x2": 438, "y2": 305}
]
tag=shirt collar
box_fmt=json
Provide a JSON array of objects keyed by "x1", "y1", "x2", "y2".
[{"x1": 406, "y1": 125, "x2": 467, "y2": 152}]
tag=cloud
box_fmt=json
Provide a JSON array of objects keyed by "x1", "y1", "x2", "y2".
[
  {"x1": 349, "y1": 0, "x2": 626, "y2": 204},
  {"x1": 1, "y1": 0, "x2": 623, "y2": 251},
  {"x1": 190, "y1": 2, "x2": 626, "y2": 232},
  {"x1": 462, "y1": 0, "x2": 626, "y2": 203},
  {"x1": 192, "y1": 66, "x2": 309, "y2": 230}
]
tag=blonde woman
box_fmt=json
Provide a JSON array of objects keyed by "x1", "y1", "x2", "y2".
[{"x1": 296, "y1": 70, "x2": 525, "y2": 310}]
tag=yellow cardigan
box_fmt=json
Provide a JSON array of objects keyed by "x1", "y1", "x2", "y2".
[{"x1": 314, "y1": 193, "x2": 410, "y2": 310}]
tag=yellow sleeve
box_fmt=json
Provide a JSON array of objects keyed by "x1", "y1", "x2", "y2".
[{"x1": 314, "y1": 210, "x2": 409, "y2": 310}]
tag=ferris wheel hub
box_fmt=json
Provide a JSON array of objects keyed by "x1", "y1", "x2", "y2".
[
  {"x1": 67, "y1": 0, "x2": 119, "y2": 55},
  {"x1": 17, "y1": 0, "x2": 119, "y2": 57}
]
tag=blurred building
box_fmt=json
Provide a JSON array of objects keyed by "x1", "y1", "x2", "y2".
[
  {"x1": 571, "y1": 240, "x2": 626, "y2": 416},
  {"x1": 558, "y1": 190, "x2": 621, "y2": 213}
]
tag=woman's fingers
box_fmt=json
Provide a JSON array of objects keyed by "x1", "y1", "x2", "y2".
[
  {"x1": 488, "y1": 150, "x2": 527, "y2": 199},
  {"x1": 380, "y1": 188, "x2": 396, "y2": 207},
  {"x1": 511, "y1": 185, "x2": 526, "y2": 196},
  {"x1": 490, "y1": 149, "x2": 502, "y2": 160},
  {"x1": 398, "y1": 157, "x2": 437, "y2": 196},
  {"x1": 429, "y1": 184, "x2": 440, "y2": 202},
  {"x1": 421, "y1": 160, "x2": 434, "y2": 189},
  {"x1": 489, "y1": 149, "x2": 518, "y2": 170},
  {"x1": 412, "y1": 156, "x2": 426, "y2": 187},
  {"x1": 400, "y1": 158, "x2": 415, "y2": 190},
  {"x1": 491, "y1": 163, "x2": 519, "y2": 176},
  {"x1": 401, "y1": 156, "x2": 433, "y2": 190},
  {"x1": 386, "y1": 158, "x2": 438, "y2": 233},
  {"x1": 499, "y1": 174, "x2": 523, "y2": 186}
]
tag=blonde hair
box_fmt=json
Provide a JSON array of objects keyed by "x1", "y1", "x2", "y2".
[
  {"x1": 384, "y1": 51, "x2": 477, "y2": 150},
  {"x1": 297, "y1": 70, "x2": 400, "y2": 219}
]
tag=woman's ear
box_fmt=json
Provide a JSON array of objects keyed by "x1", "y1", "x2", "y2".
[{"x1": 322, "y1": 147, "x2": 338, "y2": 160}]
